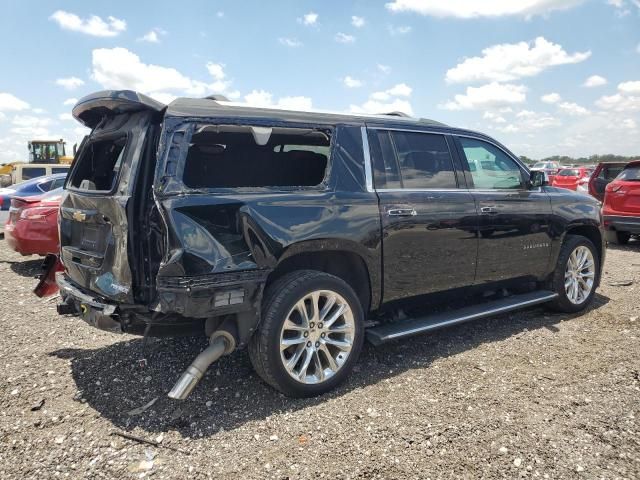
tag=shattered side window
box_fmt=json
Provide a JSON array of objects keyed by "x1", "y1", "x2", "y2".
[{"x1": 182, "y1": 125, "x2": 331, "y2": 189}]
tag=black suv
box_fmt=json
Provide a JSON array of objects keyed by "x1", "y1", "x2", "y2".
[{"x1": 42, "y1": 90, "x2": 605, "y2": 399}]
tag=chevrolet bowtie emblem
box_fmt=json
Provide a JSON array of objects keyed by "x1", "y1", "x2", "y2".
[{"x1": 72, "y1": 211, "x2": 86, "y2": 222}]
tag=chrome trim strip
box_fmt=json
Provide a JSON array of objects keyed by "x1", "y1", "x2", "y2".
[
  {"x1": 361, "y1": 126, "x2": 374, "y2": 192},
  {"x1": 375, "y1": 188, "x2": 468, "y2": 193},
  {"x1": 381, "y1": 293, "x2": 558, "y2": 341}
]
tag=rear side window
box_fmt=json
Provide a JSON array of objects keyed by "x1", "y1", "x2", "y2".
[
  {"x1": 599, "y1": 165, "x2": 624, "y2": 181},
  {"x1": 182, "y1": 125, "x2": 330, "y2": 189},
  {"x1": 69, "y1": 136, "x2": 126, "y2": 191},
  {"x1": 369, "y1": 129, "x2": 456, "y2": 189},
  {"x1": 617, "y1": 166, "x2": 640, "y2": 181},
  {"x1": 22, "y1": 167, "x2": 46, "y2": 180},
  {"x1": 51, "y1": 167, "x2": 69, "y2": 175}
]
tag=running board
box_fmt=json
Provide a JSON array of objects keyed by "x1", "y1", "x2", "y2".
[{"x1": 366, "y1": 290, "x2": 558, "y2": 346}]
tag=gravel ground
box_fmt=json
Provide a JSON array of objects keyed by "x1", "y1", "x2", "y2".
[{"x1": 0, "y1": 240, "x2": 639, "y2": 479}]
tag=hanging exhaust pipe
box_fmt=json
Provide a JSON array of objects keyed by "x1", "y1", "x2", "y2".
[{"x1": 168, "y1": 330, "x2": 236, "y2": 400}]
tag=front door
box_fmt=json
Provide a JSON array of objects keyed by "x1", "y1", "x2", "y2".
[
  {"x1": 368, "y1": 127, "x2": 478, "y2": 303},
  {"x1": 454, "y1": 136, "x2": 553, "y2": 283}
]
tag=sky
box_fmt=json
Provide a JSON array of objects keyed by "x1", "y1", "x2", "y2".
[{"x1": 0, "y1": 0, "x2": 639, "y2": 163}]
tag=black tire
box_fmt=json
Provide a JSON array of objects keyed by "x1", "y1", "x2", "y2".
[
  {"x1": 248, "y1": 270, "x2": 365, "y2": 397},
  {"x1": 547, "y1": 235, "x2": 599, "y2": 313}
]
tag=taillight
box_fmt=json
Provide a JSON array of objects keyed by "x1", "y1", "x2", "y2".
[{"x1": 19, "y1": 206, "x2": 58, "y2": 220}]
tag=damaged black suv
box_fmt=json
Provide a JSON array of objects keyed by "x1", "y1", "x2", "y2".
[{"x1": 43, "y1": 90, "x2": 605, "y2": 399}]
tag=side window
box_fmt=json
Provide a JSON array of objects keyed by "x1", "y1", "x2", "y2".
[
  {"x1": 22, "y1": 167, "x2": 47, "y2": 180},
  {"x1": 391, "y1": 131, "x2": 457, "y2": 189},
  {"x1": 369, "y1": 130, "x2": 401, "y2": 189},
  {"x1": 459, "y1": 137, "x2": 523, "y2": 190},
  {"x1": 51, "y1": 167, "x2": 69, "y2": 175},
  {"x1": 37, "y1": 180, "x2": 53, "y2": 192}
]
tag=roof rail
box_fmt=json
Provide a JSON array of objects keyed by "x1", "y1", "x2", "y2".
[
  {"x1": 204, "y1": 94, "x2": 229, "y2": 102},
  {"x1": 379, "y1": 111, "x2": 411, "y2": 117}
]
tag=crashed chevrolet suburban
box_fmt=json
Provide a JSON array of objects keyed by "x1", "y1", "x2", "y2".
[{"x1": 42, "y1": 90, "x2": 605, "y2": 399}]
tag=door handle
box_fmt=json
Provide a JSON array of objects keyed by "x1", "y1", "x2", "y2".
[
  {"x1": 480, "y1": 206, "x2": 499, "y2": 215},
  {"x1": 388, "y1": 208, "x2": 417, "y2": 217}
]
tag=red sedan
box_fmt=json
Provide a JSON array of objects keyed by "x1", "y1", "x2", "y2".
[
  {"x1": 603, "y1": 160, "x2": 640, "y2": 244},
  {"x1": 4, "y1": 188, "x2": 63, "y2": 256},
  {"x1": 551, "y1": 167, "x2": 592, "y2": 191}
]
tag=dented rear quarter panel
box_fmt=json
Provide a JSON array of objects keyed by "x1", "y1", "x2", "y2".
[{"x1": 151, "y1": 120, "x2": 382, "y2": 317}]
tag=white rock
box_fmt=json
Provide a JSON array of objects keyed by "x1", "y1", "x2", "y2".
[
  {"x1": 499, "y1": 446, "x2": 508, "y2": 454},
  {"x1": 514, "y1": 458, "x2": 522, "y2": 467},
  {"x1": 269, "y1": 435, "x2": 278, "y2": 441}
]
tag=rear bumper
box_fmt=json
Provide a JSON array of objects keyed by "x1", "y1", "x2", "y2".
[
  {"x1": 603, "y1": 215, "x2": 640, "y2": 234},
  {"x1": 56, "y1": 272, "x2": 123, "y2": 332}
]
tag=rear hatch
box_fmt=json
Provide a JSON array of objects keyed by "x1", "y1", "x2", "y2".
[
  {"x1": 553, "y1": 169, "x2": 579, "y2": 188},
  {"x1": 59, "y1": 91, "x2": 164, "y2": 303},
  {"x1": 605, "y1": 163, "x2": 640, "y2": 216}
]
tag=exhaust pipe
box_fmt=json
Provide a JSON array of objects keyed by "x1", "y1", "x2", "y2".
[{"x1": 168, "y1": 330, "x2": 235, "y2": 400}]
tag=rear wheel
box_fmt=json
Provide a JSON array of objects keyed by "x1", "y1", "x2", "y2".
[
  {"x1": 249, "y1": 270, "x2": 364, "y2": 397},
  {"x1": 547, "y1": 235, "x2": 599, "y2": 313}
]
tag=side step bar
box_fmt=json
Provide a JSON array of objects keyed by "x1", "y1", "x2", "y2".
[{"x1": 366, "y1": 290, "x2": 558, "y2": 346}]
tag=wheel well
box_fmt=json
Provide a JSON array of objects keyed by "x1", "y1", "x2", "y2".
[
  {"x1": 566, "y1": 225, "x2": 602, "y2": 261},
  {"x1": 267, "y1": 251, "x2": 371, "y2": 313}
]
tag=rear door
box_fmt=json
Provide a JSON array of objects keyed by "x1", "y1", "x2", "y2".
[
  {"x1": 454, "y1": 135, "x2": 553, "y2": 282},
  {"x1": 60, "y1": 110, "x2": 159, "y2": 303},
  {"x1": 591, "y1": 163, "x2": 626, "y2": 201},
  {"x1": 368, "y1": 127, "x2": 478, "y2": 302}
]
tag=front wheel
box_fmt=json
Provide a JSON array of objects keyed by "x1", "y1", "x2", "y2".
[
  {"x1": 249, "y1": 270, "x2": 364, "y2": 397},
  {"x1": 547, "y1": 235, "x2": 599, "y2": 313}
]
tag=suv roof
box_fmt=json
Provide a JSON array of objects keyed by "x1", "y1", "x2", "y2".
[{"x1": 73, "y1": 90, "x2": 451, "y2": 130}]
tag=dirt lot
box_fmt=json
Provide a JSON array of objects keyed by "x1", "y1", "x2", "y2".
[{"x1": 0, "y1": 241, "x2": 638, "y2": 479}]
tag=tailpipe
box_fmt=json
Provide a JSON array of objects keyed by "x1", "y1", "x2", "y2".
[{"x1": 168, "y1": 330, "x2": 235, "y2": 400}]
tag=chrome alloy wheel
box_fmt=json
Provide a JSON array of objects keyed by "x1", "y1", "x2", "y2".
[
  {"x1": 564, "y1": 245, "x2": 595, "y2": 305},
  {"x1": 279, "y1": 290, "x2": 355, "y2": 384}
]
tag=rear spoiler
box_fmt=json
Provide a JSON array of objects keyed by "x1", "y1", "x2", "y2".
[{"x1": 72, "y1": 90, "x2": 166, "y2": 129}]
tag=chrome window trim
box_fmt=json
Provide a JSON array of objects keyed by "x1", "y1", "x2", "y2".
[
  {"x1": 361, "y1": 125, "x2": 531, "y2": 193},
  {"x1": 361, "y1": 126, "x2": 374, "y2": 192}
]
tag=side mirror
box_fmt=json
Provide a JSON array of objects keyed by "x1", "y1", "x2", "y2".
[{"x1": 529, "y1": 170, "x2": 549, "y2": 188}]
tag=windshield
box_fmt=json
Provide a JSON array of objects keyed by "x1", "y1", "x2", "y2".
[
  {"x1": 617, "y1": 166, "x2": 640, "y2": 181},
  {"x1": 558, "y1": 169, "x2": 579, "y2": 177}
]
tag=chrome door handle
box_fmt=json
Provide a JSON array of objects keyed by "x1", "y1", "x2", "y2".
[
  {"x1": 388, "y1": 208, "x2": 417, "y2": 217},
  {"x1": 480, "y1": 206, "x2": 499, "y2": 214}
]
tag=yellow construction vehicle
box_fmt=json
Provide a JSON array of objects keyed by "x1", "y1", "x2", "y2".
[{"x1": 0, "y1": 139, "x2": 75, "y2": 176}]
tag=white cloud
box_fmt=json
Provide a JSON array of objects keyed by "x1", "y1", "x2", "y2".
[
  {"x1": 483, "y1": 111, "x2": 506, "y2": 123},
  {"x1": 541, "y1": 92, "x2": 561, "y2": 104},
  {"x1": 489, "y1": 110, "x2": 561, "y2": 134},
  {"x1": 91, "y1": 48, "x2": 233, "y2": 100},
  {"x1": 377, "y1": 64, "x2": 392, "y2": 74},
  {"x1": 139, "y1": 28, "x2": 166, "y2": 43},
  {"x1": 56, "y1": 77, "x2": 85, "y2": 90},
  {"x1": 63, "y1": 98, "x2": 78, "y2": 106},
  {"x1": 388, "y1": 25, "x2": 412, "y2": 35},
  {"x1": 279, "y1": 37, "x2": 303, "y2": 48},
  {"x1": 385, "y1": 0, "x2": 584, "y2": 18},
  {"x1": 343, "y1": 76, "x2": 363, "y2": 88},
  {"x1": 12, "y1": 115, "x2": 51, "y2": 128},
  {"x1": 582, "y1": 75, "x2": 607, "y2": 87},
  {"x1": 596, "y1": 80, "x2": 640, "y2": 112},
  {"x1": 349, "y1": 84, "x2": 414, "y2": 116},
  {"x1": 441, "y1": 82, "x2": 527, "y2": 110},
  {"x1": 558, "y1": 101, "x2": 589, "y2": 115},
  {"x1": 446, "y1": 37, "x2": 591, "y2": 84},
  {"x1": 243, "y1": 90, "x2": 313, "y2": 111},
  {"x1": 618, "y1": 80, "x2": 640, "y2": 94},
  {"x1": 335, "y1": 33, "x2": 356, "y2": 44},
  {"x1": 607, "y1": 0, "x2": 640, "y2": 15},
  {"x1": 351, "y1": 16, "x2": 366, "y2": 28},
  {"x1": 299, "y1": 12, "x2": 318, "y2": 26},
  {"x1": 217, "y1": 11, "x2": 224, "y2": 18},
  {"x1": 0, "y1": 93, "x2": 30, "y2": 111},
  {"x1": 50, "y1": 10, "x2": 126, "y2": 37},
  {"x1": 59, "y1": 113, "x2": 74, "y2": 121}
]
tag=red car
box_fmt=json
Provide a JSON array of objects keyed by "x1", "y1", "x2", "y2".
[
  {"x1": 4, "y1": 188, "x2": 63, "y2": 255},
  {"x1": 588, "y1": 162, "x2": 628, "y2": 201},
  {"x1": 603, "y1": 160, "x2": 640, "y2": 244},
  {"x1": 552, "y1": 167, "x2": 592, "y2": 191}
]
